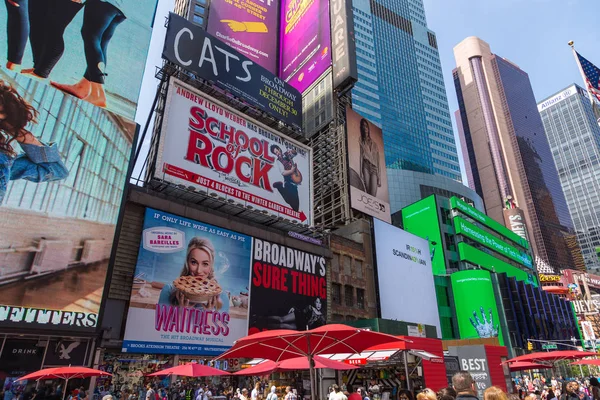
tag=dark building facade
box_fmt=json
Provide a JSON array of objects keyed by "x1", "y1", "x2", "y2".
[{"x1": 453, "y1": 37, "x2": 577, "y2": 274}]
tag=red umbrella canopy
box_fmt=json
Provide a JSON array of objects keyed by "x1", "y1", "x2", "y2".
[
  {"x1": 234, "y1": 356, "x2": 358, "y2": 376},
  {"x1": 217, "y1": 324, "x2": 401, "y2": 361},
  {"x1": 505, "y1": 350, "x2": 598, "y2": 365},
  {"x1": 508, "y1": 361, "x2": 553, "y2": 371},
  {"x1": 147, "y1": 363, "x2": 230, "y2": 377},
  {"x1": 17, "y1": 367, "x2": 111, "y2": 381},
  {"x1": 571, "y1": 359, "x2": 600, "y2": 366}
]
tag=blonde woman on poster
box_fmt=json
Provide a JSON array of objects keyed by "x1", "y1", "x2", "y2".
[
  {"x1": 158, "y1": 236, "x2": 229, "y2": 311},
  {"x1": 358, "y1": 117, "x2": 381, "y2": 197}
]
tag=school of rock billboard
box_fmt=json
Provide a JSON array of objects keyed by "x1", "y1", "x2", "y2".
[
  {"x1": 154, "y1": 77, "x2": 313, "y2": 224},
  {"x1": 248, "y1": 238, "x2": 327, "y2": 334},
  {"x1": 122, "y1": 208, "x2": 327, "y2": 354},
  {"x1": 207, "y1": 0, "x2": 280, "y2": 73}
]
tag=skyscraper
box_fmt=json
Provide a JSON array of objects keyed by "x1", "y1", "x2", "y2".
[
  {"x1": 351, "y1": 0, "x2": 462, "y2": 211},
  {"x1": 453, "y1": 36, "x2": 576, "y2": 273},
  {"x1": 538, "y1": 84, "x2": 600, "y2": 271}
]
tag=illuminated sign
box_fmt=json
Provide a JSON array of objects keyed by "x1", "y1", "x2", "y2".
[
  {"x1": 454, "y1": 217, "x2": 533, "y2": 269},
  {"x1": 539, "y1": 274, "x2": 561, "y2": 283},
  {"x1": 345, "y1": 358, "x2": 367, "y2": 365}
]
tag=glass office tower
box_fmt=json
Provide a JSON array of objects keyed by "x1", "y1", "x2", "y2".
[
  {"x1": 351, "y1": 0, "x2": 461, "y2": 211},
  {"x1": 454, "y1": 37, "x2": 577, "y2": 273},
  {"x1": 539, "y1": 84, "x2": 600, "y2": 271}
]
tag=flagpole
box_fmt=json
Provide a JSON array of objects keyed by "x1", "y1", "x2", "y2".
[{"x1": 569, "y1": 40, "x2": 600, "y2": 110}]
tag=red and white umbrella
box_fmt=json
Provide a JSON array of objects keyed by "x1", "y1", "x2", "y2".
[
  {"x1": 234, "y1": 355, "x2": 358, "y2": 376},
  {"x1": 147, "y1": 363, "x2": 230, "y2": 377},
  {"x1": 17, "y1": 367, "x2": 111, "y2": 400}
]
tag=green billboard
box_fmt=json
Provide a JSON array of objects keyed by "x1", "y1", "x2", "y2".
[
  {"x1": 457, "y1": 242, "x2": 537, "y2": 287},
  {"x1": 454, "y1": 216, "x2": 533, "y2": 269},
  {"x1": 402, "y1": 195, "x2": 446, "y2": 275},
  {"x1": 450, "y1": 197, "x2": 529, "y2": 249},
  {"x1": 451, "y1": 269, "x2": 504, "y2": 345}
]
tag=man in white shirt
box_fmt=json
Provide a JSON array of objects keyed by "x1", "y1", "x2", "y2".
[{"x1": 240, "y1": 389, "x2": 249, "y2": 400}]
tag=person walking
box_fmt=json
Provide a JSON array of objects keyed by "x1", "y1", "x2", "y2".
[
  {"x1": 283, "y1": 388, "x2": 296, "y2": 400},
  {"x1": 417, "y1": 389, "x2": 436, "y2": 400},
  {"x1": 452, "y1": 372, "x2": 479, "y2": 400},
  {"x1": 266, "y1": 387, "x2": 277, "y2": 400},
  {"x1": 348, "y1": 387, "x2": 361, "y2": 400}
]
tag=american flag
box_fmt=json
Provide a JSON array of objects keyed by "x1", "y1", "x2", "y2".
[{"x1": 576, "y1": 51, "x2": 600, "y2": 102}]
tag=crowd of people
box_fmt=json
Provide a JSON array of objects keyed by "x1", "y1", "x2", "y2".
[{"x1": 4, "y1": 372, "x2": 600, "y2": 400}]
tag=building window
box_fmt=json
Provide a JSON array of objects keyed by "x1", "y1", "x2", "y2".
[
  {"x1": 194, "y1": 4, "x2": 205, "y2": 14},
  {"x1": 345, "y1": 285, "x2": 354, "y2": 307},
  {"x1": 355, "y1": 259, "x2": 363, "y2": 279},
  {"x1": 343, "y1": 255, "x2": 352, "y2": 275},
  {"x1": 332, "y1": 253, "x2": 339, "y2": 273},
  {"x1": 192, "y1": 14, "x2": 204, "y2": 25},
  {"x1": 332, "y1": 283, "x2": 341, "y2": 305},
  {"x1": 332, "y1": 314, "x2": 344, "y2": 322},
  {"x1": 357, "y1": 289, "x2": 365, "y2": 309}
]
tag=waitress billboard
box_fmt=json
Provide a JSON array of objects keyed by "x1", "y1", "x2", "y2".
[{"x1": 122, "y1": 208, "x2": 253, "y2": 355}]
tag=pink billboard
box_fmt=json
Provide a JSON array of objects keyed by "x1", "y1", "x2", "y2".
[
  {"x1": 207, "y1": 0, "x2": 279, "y2": 74},
  {"x1": 279, "y1": 0, "x2": 332, "y2": 93}
]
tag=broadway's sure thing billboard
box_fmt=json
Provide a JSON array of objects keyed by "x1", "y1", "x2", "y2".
[
  {"x1": 347, "y1": 107, "x2": 391, "y2": 223},
  {"x1": 248, "y1": 238, "x2": 326, "y2": 334},
  {"x1": 373, "y1": 219, "x2": 441, "y2": 337},
  {"x1": 451, "y1": 270, "x2": 504, "y2": 345},
  {"x1": 164, "y1": 13, "x2": 301, "y2": 130},
  {"x1": 279, "y1": 0, "x2": 332, "y2": 93},
  {"x1": 0, "y1": 0, "x2": 157, "y2": 120},
  {"x1": 207, "y1": 0, "x2": 279, "y2": 73},
  {"x1": 0, "y1": 69, "x2": 137, "y2": 333},
  {"x1": 122, "y1": 209, "x2": 253, "y2": 355},
  {"x1": 155, "y1": 78, "x2": 313, "y2": 224}
]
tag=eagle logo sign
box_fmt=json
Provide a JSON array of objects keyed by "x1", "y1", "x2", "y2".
[{"x1": 57, "y1": 342, "x2": 81, "y2": 360}]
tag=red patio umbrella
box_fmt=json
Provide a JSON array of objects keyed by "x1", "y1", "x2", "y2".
[
  {"x1": 504, "y1": 350, "x2": 597, "y2": 365},
  {"x1": 508, "y1": 361, "x2": 553, "y2": 371},
  {"x1": 571, "y1": 359, "x2": 600, "y2": 366},
  {"x1": 234, "y1": 355, "x2": 358, "y2": 376},
  {"x1": 17, "y1": 367, "x2": 111, "y2": 400},
  {"x1": 147, "y1": 362, "x2": 230, "y2": 377},
  {"x1": 216, "y1": 324, "x2": 400, "y2": 400}
]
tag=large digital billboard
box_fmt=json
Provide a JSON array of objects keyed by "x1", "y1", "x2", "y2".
[
  {"x1": 402, "y1": 196, "x2": 445, "y2": 275},
  {"x1": 164, "y1": 13, "x2": 302, "y2": 130},
  {"x1": 373, "y1": 219, "x2": 441, "y2": 337},
  {"x1": 0, "y1": 0, "x2": 158, "y2": 120},
  {"x1": 122, "y1": 208, "x2": 253, "y2": 355},
  {"x1": 155, "y1": 78, "x2": 313, "y2": 224},
  {"x1": 347, "y1": 107, "x2": 390, "y2": 223},
  {"x1": 451, "y1": 270, "x2": 504, "y2": 345},
  {"x1": 207, "y1": 0, "x2": 279, "y2": 73},
  {"x1": 454, "y1": 217, "x2": 533, "y2": 269},
  {"x1": 279, "y1": 0, "x2": 332, "y2": 93},
  {"x1": 248, "y1": 239, "x2": 327, "y2": 334},
  {"x1": 0, "y1": 69, "x2": 136, "y2": 333}
]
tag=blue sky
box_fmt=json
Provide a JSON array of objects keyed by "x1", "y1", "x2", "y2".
[
  {"x1": 422, "y1": 0, "x2": 600, "y2": 180},
  {"x1": 423, "y1": 0, "x2": 600, "y2": 117}
]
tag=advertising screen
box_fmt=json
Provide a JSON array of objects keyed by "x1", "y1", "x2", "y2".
[
  {"x1": 347, "y1": 107, "x2": 391, "y2": 223},
  {"x1": 449, "y1": 345, "x2": 492, "y2": 399},
  {"x1": 402, "y1": 196, "x2": 445, "y2": 275},
  {"x1": 454, "y1": 216, "x2": 533, "y2": 269},
  {"x1": 155, "y1": 78, "x2": 312, "y2": 224},
  {"x1": 457, "y1": 243, "x2": 537, "y2": 286},
  {"x1": 207, "y1": 0, "x2": 279, "y2": 73},
  {"x1": 122, "y1": 208, "x2": 253, "y2": 355},
  {"x1": 248, "y1": 238, "x2": 327, "y2": 334},
  {"x1": 0, "y1": 0, "x2": 157, "y2": 120},
  {"x1": 373, "y1": 219, "x2": 441, "y2": 337},
  {"x1": 279, "y1": 0, "x2": 332, "y2": 93},
  {"x1": 164, "y1": 14, "x2": 302, "y2": 130},
  {"x1": 451, "y1": 270, "x2": 504, "y2": 345},
  {"x1": 0, "y1": 69, "x2": 136, "y2": 333}
]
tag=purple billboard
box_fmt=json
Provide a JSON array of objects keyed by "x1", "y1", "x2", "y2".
[
  {"x1": 207, "y1": 0, "x2": 279, "y2": 73},
  {"x1": 279, "y1": 0, "x2": 332, "y2": 93}
]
